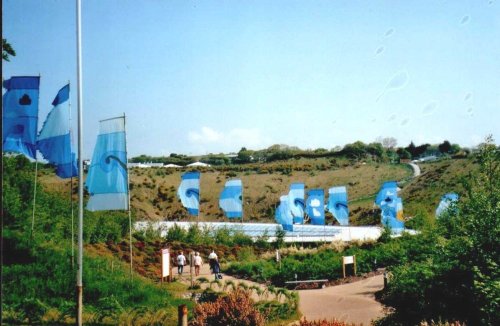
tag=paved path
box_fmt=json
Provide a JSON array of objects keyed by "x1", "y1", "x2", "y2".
[
  {"x1": 408, "y1": 162, "x2": 421, "y2": 177},
  {"x1": 173, "y1": 264, "x2": 280, "y2": 301},
  {"x1": 298, "y1": 274, "x2": 386, "y2": 325}
]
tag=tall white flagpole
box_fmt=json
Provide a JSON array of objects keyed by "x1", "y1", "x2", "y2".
[
  {"x1": 124, "y1": 113, "x2": 133, "y2": 277},
  {"x1": 76, "y1": 0, "x2": 84, "y2": 324}
]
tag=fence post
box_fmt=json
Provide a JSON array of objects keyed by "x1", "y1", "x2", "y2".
[{"x1": 178, "y1": 304, "x2": 188, "y2": 326}]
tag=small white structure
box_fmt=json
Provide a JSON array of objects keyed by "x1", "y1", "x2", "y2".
[
  {"x1": 187, "y1": 161, "x2": 211, "y2": 167},
  {"x1": 128, "y1": 163, "x2": 151, "y2": 168},
  {"x1": 164, "y1": 164, "x2": 182, "y2": 168}
]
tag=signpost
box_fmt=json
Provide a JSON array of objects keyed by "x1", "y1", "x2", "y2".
[
  {"x1": 342, "y1": 255, "x2": 356, "y2": 278},
  {"x1": 189, "y1": 251, "x2": 194, "y2": 288},
  {"x1": 161, "y1": 248, "x2": 170, "y2": 283}
]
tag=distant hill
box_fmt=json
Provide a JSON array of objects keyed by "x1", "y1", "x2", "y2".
[{"x1": 38, "y1": 154, "x2": 479, "y2": 226}]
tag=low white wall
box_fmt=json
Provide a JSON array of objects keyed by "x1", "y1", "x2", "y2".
[{"x1": 134, "y1": 221, "x2": 384, "y2": 243}]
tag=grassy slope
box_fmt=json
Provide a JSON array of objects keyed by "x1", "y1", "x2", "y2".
[
  {"x1": 401, "y1": 157, "x2": 478, "y2": 216},
  {"x1": 2, "y1": 156, "x2": 193, "y2": 325},
  {"x1": 40, "y1": 157, "x2": 412, "y2": 224},
  {"x1": 38, "y1": 156, "x2": 478, "y2": 224}
]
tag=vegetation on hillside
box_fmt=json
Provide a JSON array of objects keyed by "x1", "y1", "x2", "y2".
[
  {"x1": 130, "y1": 139, "x2": 466, "y2": 166},
  {"x1": 41, "y1": 156, "x2": 412, "y2": 223},
  {"x1": 2, "y1": 155, "x2": 192, "y2": 324},
  {"x1": 376, "y1": 136, "x2": 499, "y2": 325}
]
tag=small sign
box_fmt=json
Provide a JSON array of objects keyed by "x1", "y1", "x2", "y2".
[
  {"x1": 342, "y1": 255, "x2": 356, "y2": 278},
  {"x1": 343, "y1": 255, "x2": 354, "y2": 264},
  {"x1": 161, "y1": 248, "x2": 170, "y2": 278}
]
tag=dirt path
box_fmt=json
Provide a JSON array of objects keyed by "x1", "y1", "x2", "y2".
[
  {"x1": 408, "y1": 162, "x2": 421, "y2": 177},
  {"x1": 173, "y1": 264, "x2": 386, "y2": 324},
  {"x1": 298, "y1": 274, "x2": 386, "y2": 325},
  {"x1": 173, "y1": 264, "x2": 279, "y2": 301}
]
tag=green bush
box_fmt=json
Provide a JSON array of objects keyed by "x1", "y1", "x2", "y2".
[{"x1": 377, "y1": 137, "x2": 500, "y2": 325}]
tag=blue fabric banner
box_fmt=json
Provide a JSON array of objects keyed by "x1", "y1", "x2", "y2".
[
  {"x1": 288, "y1": 183, "x2": 305, "y2": 224},
  {"x1": 380, "y1": 195, "x2": 405, "y2": 229},
  {"x1": 37, "y1": 84, "x2": 78, "y2": 178},
  {"x1": 275, "y1": 195, "x2": 293, "y2": 229},
  {"x1": 435, "y1": 193, "x2": 459, "y2": 218},
  {"x1": 219, "y1": 179, "x2": 243, "y2": 218},
  {"x1": 2, "y1": 76, "x2": 40, "y2": 159},
  {"x1": 375, "y1": 181, "x2": 398, "y2": 206},
  {"x1": 177, "y1": 171, "x2": 200, "y2": 215},
  {"x1": 306, "y1": 189, "x2": 325, "y2": 225},
  {"x1": 327, "y1": 186, "x2": 349, "y2": 226},
  {"x1": 86, "y1": 116, "x2": 128, "y2": 211}
]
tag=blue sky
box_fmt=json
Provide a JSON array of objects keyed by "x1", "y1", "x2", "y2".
[{"x1": 3, "y1": 0, "x2": 499, "y2": 158}]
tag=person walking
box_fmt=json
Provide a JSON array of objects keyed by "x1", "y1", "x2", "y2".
[
  {"x1": 177, "y1": 251, "x2": 186, "y2": 276},
  {"x1": 208, "y1": 250, "x2": 222, "y2": 280},
  {"x1": 193, "y1": 252, "x2": 203, "y2": 277}
]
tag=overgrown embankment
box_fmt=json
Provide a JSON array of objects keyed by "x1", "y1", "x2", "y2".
[{"x1": 2, "y1": 155, "x2": 191, "y2": 325}]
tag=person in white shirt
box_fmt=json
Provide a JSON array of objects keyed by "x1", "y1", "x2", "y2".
[
  {"x1": 193, "y1": 252, "x2": 203, "y2": 276},
  {"x1": 177, "y1": 251, "x2": 186, "y2": 275},
  {"x1": 208, "y1": 250, "x2": 222, "y2": 280}
]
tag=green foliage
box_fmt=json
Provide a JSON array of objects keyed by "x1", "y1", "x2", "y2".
[
  {"x1": 3, "y1": 38, "x2": 16, "y2": 61},
  {"x1": 166, "y1": 223, "x2": 188, "y2": 242},
  {"x1": 378, "y1": 137, "x2": 500, "y2": 325},
  {"x1": 274, "y1": 227, "x2": 286, "y2": 249},
  {"x1": 2, "y1": 155, "x2": 191, "y2": 323}
]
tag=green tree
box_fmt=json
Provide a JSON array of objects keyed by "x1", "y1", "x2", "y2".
[
  {"x1": 438, "y1": 140, "x2": 452, "y2": 154},
  {"x1": 3, "y1": 39, "x2": 16, "y2": 61},
  {"x1": 396, "y1": 148, "x2": 411, "y2": 159},
  {"x1": 236, "y1": 147, "x2": 253, "y2": 164},
  {"x1": 378, "y1": 136, "x2": 499, "y2": 325},
  {"x1": 342, "y1": 141, "x2": 367, "y2": 160}
]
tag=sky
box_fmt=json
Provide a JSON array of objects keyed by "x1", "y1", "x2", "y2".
[{"x1": 3, "y1": 0, "x2": 500, "y2": 158}]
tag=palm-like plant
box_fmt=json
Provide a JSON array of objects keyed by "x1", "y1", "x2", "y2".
[{"x1": 223, "y1": 280, "x2": 235, "y2": 292}]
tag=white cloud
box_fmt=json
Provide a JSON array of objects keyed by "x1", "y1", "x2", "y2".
[
  {"x1": 188, "y1": 127, "x2": 223, "y2": 143},
  {"x1": 188, "y1": 126, "x2": 270, "y2": 152},
  {"x1": 310, "y1": 199, "x2": 321, "y2": 207}
]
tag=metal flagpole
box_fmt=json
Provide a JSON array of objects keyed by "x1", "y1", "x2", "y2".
[
  {"x1": 69, "y1": 81, "x2": 75, "y2": 269},
  {"x1": 241, "y1": 183, "x2": 243, "y2": 224},
  {"x1": 124, "y1": 113, "x2": 133, "y2": 277},
  {"x1": 31, "y1": 157, "x2": 38, "y2": 235},
  {"x1": 31, "y1": 74, "x2": 42, "y2": 236},
  {"x1": 76, "y1": 0, "x2": 84, "y2": 324}
]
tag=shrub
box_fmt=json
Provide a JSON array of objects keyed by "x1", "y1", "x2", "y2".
[
  {"x1": 299, "y1": 319, "x2": 360, "y2": 326},
  {"x1": 190, "y1": 289, "x2": 265, "y2": 326}
]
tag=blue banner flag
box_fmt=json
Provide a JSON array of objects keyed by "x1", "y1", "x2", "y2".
[
  {"x1": 435, "y1": 193, "x2": 459, "y2": 218},
  {"x1": 219, "y1": 179, "x2": 243, "y2": 218},
  {"x1": 177, "y1": 171, "x2": 200, "y2": 215},
  {"x1": 306, "y1": 189, "x2": 325, "y2": 225},
  {"x1": 380, "y1": 195, "x2": 405, "y2": 230},
  {"x1": 288, "y1": 183, "x2": 305, "y2": 224},
  {"x1": 37, "y1": 84, "x2": 78, "y2": 178},
  {"x1": 86, "y1": 116, "x2": 128, "y2": 211},
  {"x1": 275, "y1": 195, "x2": 293, "y2": 230},
  {"x1": 396, "y1": 197, "x2": 404, "y2": 221},
  {"x1": 375, "y1": 181, "x2": 398, "y2": 206},
  {"x1": 328, "y1": 186, "x2": 349, "y2": 226},
  {"x1": 2, "y1": 76, "x2": 40, "y2": 159}
]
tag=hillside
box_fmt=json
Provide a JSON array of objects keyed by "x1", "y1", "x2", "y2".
[
  {"x1": 400, "y1": 157, "x2": 479, "y2": 216},
  {"x1": 38, "y1": 156, "x2": 480, "y2": 225},
  {"x1": 40, "y1": 157, "x2": 413, "y2": 224},
  {"x1": 2, "y1": 155, "x2": 192, "y2": 325}
]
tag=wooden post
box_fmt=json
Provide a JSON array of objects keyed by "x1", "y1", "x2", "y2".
[
  {"x1": 178, "y1": 304, "x2": 188, "y2": 326},
  {"x1": 189, "y1": 251, "x2": 194, "y2": 288},
  {"x1": 353, "y1": 255, "x2": 357, "y2": 276},
  {"x1": 342, "y1": 257, "x2": 346, "y2": 278}
]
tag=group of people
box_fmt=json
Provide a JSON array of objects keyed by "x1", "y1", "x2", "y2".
[{"x1": 176, "y1": 250, "x2": 222, "y2": 280}]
